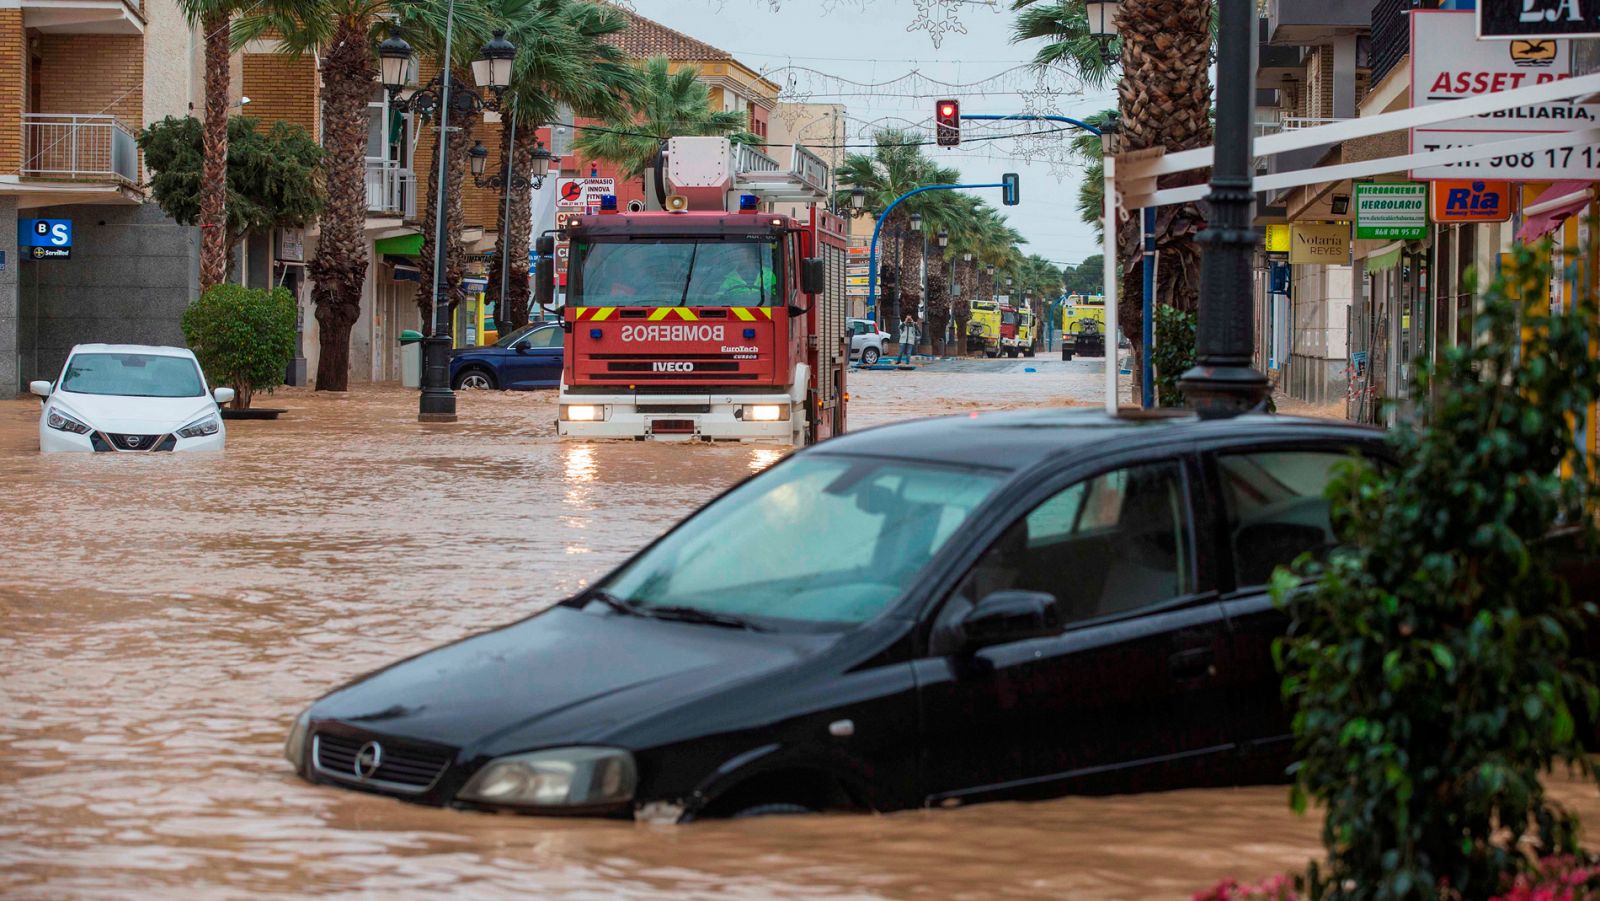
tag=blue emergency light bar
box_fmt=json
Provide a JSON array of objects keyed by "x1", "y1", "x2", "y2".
[
  {"x1": 599, "y1": 194, "x2": 618, "y2": 211},
  {"x1": 738, "y1": 194, "x2": 759, "y2": 211}
]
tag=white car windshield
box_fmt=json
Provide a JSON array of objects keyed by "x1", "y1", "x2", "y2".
[
  {"x1": 602, "y1": 455, "x2": 1002, "y2": 628},
  {"x1": 61, "y1": 353, "x2": 205, "y2": 398}
]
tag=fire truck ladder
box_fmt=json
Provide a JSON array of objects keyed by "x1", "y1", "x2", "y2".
[{"x1": 732, "y1": 143, "x2": 833, "y2": 204}]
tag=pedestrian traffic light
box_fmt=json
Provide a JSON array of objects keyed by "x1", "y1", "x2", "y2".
[
  {"x1": 935, "y1": 99, "x2": 960, "y2": 147},
  {"x1": 1002, "y1": 172, "x2": 1020, "y2": 206}
]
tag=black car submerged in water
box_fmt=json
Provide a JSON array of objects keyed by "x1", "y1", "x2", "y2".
[{"x1": 286, "y1": 409, "x2": 1596, "y2": 821}]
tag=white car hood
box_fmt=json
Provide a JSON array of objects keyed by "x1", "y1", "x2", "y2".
[{"x1": 52, "y1": 391, "x2": 217, "y2": 434}]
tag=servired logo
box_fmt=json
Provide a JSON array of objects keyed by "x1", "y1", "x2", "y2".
[{"x1": 1430, "y1": 180, "x2": 1512, "y2": 223}]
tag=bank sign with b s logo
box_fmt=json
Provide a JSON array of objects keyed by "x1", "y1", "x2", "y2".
[{"x1": 18, "y1": 219, "x2": 72, "y2": 259}]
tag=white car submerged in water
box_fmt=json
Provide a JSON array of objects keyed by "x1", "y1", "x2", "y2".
[{"x1": 32, "y1": 344, "x2": 234, "y2": 453}]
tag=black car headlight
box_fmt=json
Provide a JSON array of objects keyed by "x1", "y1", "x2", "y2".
[
  {"x1": 457, "y1": 747, "x2": 636, "y2": 808},
  {"x1": 176, "y1": 415, "x2": 220, "y2": 439},
  {"x1": 46, "y1": 408, "x2": 90, "y2": 434}
]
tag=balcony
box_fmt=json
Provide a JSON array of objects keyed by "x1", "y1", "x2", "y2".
[
  {"x1": 366, "y1": 159, "x2": 416, "y2": 219},
  {"x1": 22, "y1": 114, "x2": 138, "y2": 184},
  {"x1": 23, "y1": 0, "x2": 144, "y2": 34},
  {"x1": 1267, "y1": 0, "x2": 1380, "y2": 43}
]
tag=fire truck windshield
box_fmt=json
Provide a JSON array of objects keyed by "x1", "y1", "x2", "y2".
[
  {"x1": 1001, "y1": 311, "x2": 1019, "y2": 326},
  {"x1": 574, "y1": 238, "x2": 781, "y2": 307}
]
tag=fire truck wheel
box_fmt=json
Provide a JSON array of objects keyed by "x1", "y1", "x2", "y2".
[
  {"x1": 861, "y1": 347, "x2": 880, "y2": 365},
  {"x1": 453, "y1": 368, "x2": 496, "y2": 390},
  {"x1": 984, "y1": 350, "x2": 998, "y2": 359}
]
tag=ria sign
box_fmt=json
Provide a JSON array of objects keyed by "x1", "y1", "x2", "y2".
[
  {"x1": 1480, "y1": 0, "x2": 1600, "y2": 39},
  {"x1": 1430, "y1": 180, "x2": 1514, "y2": 223}
]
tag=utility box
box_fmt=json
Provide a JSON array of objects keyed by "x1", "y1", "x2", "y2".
[{"x1": 400, "y1": 329, "x2": 424, "y2": 387}]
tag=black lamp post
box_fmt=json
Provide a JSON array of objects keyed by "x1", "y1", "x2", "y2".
[
  {"x1": 837, "y1": 185, "x2": 870, "y2": 219},
  {"x1": 470, "y1": 139, "x2": 551, "y2": 190},
  {"x1": 1177, "y1": 0, "x2": 1270, "y2": 416},
  {"x1": 1085, "y1": 0, "x2": 1122, "y2": 65},
  {"x1": 379, "y1": 26, "x2": 516, "y2": 423}
]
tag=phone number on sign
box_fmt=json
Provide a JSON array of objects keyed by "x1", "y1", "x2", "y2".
[{"x1": 1418, "y1": 142, "x2": 1600, "y2": 170}]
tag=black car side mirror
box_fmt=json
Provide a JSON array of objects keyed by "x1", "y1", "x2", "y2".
[
  {"x1": 513, "y1": 340, "x2": 532, "y2": 352},
  {"x1": 800, "y1": 257, "x2": 826, "y2": 295},
  {"x1": 961, "y1": 590, "x2": 1062, "y2": 651}
]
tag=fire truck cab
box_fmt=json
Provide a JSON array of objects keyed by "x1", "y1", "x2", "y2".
[{"x1": 546, "y1": 138, "x2": 848, "y2": 445}]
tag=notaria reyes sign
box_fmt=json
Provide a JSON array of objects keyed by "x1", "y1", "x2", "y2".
[
  {"x1": 1411, "y1": 10, "x2": 1600, "y2": 180},
  {"x1": 1289, "y1": 222, "x2": 1351, "y2": 265},
  {"x1": 1479, "y1": 0, "x2": 1600, "y2": 40},
  {"x1": 1354, "y1": 183, "x2": 1428, "y2": 240}
]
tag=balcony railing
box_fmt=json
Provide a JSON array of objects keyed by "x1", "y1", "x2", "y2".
[
  {"x1": 366, "y1": 159, "x2": 416, "y2": 218},
  {"x1": 22, "y1": 113, "x2": 137, "y2": 183}
]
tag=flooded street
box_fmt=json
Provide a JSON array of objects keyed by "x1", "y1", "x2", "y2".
[{"x1": 2, "y1": 359, "x2": 1594, "y2": 899}]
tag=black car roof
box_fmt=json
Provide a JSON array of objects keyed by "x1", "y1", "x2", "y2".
[{"x1": 816, "y1": 407, "x2": 1384, "y2": 471}]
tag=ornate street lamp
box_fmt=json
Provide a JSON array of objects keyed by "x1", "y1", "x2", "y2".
[
  {"x1": 470, "y1": 140, "x2": 551, "y2": 190},
  {"x1": 1085, "y1": 0, "x2": 1122, "y2": 64},
  {"x1": 909, "y1": 211, "x2": 923, "y2": 232},
  {"x1": 936, "y1": 228, "x2": 949, "y2": 248},
  {"x1": 835, "y1": 185, "x2": 870, "y2": 219},
  {"x1": 378, "y1": 22, "x2": 518, "y2": 423}
]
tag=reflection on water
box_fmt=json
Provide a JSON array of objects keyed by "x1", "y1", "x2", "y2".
[{"x1": 0, "y1": 380, "x2": 1593, "y2": 899}]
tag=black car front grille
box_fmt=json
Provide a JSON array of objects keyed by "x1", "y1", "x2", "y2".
[
  {"x1": 312, "y1": 733, "x2": 452, "y2": 794},
  {"x1": 92, "y1": 432, "x2": 174, "y2": 453}
]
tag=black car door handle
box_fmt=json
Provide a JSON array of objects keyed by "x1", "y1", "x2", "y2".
[{"x1": 1168, "y1": 647, "x2": 1216, "y2": 680}]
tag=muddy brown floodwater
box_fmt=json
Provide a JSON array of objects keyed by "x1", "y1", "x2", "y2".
[{"x1": 1, "y1": 360, "x2": 1594, "y2": 899}]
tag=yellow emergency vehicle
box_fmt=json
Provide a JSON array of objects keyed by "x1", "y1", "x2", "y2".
[{"x1": 1061, "y1": 294, "x2": 1108, "y2": 359}]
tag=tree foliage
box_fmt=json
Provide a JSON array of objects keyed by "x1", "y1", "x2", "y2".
[
  {"x1": 139, "y1": 115, "x2": 324, "y2": 259},
  {"x1": 1062, "y1": 254, "x2": 1103, "y2": 295},
  {"x1": 1151, "y1": 304, "x2": 1194, "y2": 408},
  {"x1": 181, "y1": 284, "x2": 297, "y2": 409},
  {"x1": 1274, "y1": 241, "x2": 1600, "y2": 899},
  {"x1": 575, "y1": 56, "x2": 755, "y2": 180}
]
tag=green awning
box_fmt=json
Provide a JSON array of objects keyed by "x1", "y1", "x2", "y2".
[
  {"x1": 1365, "y1": 245, "x2": 1403, "y2": 273},
  {"x1": 375, "y1": 233, "x2": 424, "y2": 257}
]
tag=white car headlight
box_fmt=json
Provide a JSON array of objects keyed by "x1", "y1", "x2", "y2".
[
  {"x1": 45, "y1": 408, "x2": 90, "y2": 434},
  {"x1": 743, "y1": 404, "x2": 789, "y2": 422},
  {"x1": 561, "y1": 404, "x2": 602, "y2": 422},
  {"x1": 285, "y1": 708, "x2": 311, "y2": 771},
  {"x1": 176, "y1": 415, "x2": 220, "y2": 439},
  {"x1": 457, "y1": 747, "x2": 636, "y2": 808}
]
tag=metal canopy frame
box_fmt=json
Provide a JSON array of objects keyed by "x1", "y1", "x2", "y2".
[{"x1": 1097, "y1": 70, "x2": 1600, "y2": 413}]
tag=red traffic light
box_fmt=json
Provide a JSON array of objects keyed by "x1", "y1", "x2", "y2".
[{"x1": 935, "y1": 99, "x2": 960, "y2": 147}]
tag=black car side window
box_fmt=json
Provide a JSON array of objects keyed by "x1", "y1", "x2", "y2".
[
  {"x1": 930, "y1": 462, "x2": 1193, "y2": 654},
  {"x1": 1216, "y1": 450, "x2": 1352, "y2": 588}
]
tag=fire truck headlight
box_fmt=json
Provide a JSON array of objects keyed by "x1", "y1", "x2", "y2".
[
  {"x1": 745, "y1": 404, "x2": 788, "y2": 422},
  {"x1": 562, "y1": 404, "x2": 603, "y2": 422}
]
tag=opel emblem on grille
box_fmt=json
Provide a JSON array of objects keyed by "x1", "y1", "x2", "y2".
[{"x1": 354, "y1": 741, "x2": 383, "y2": 780}]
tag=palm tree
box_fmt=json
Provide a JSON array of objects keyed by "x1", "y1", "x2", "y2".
[
  {"x1": 177, "y1": 0, "x2": 249, "y2": 290},
  {"x1": 574, "y1": 55, "x2": 755, "y2": 187},
  {"x1": 1014, "y1": 0, "x2": 1215, "y2": 392},
  {"x1": 236, "y1": 0, "x2": 480, "y2": 388},
  {"x1": 484, "y1": 0, "x2": 639, "y2": 331}
]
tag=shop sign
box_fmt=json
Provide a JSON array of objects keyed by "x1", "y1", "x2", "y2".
[
  {"x1": 1289, "y1": 222, "x2": 1351, "y2": 265},
  {"x1": 555, "y1": 176, "x2": 615, "y2": 210},
  {"x1": 1430, "y1": 179, "x2": 1514, "y2": 222},
  {"x1": 1355, "y1": 183, "x2": 1428, "y2": 239},
  {"x1": 276, "y1": 227, "x2": 304, "y2": 262},
  {"x1": 1479, "y1": 0, "x2": 1600, "y2": 40},
  {"x1": 1410, "y1": 10, "x2": 1600, "y2": 180},
  {"x1": 1264, "y1": 224, "x2": 1290, "y2": 253}
]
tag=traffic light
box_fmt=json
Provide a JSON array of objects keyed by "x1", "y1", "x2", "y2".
[
  {"x1": 1002, "y1": 172, "x2": 1020, "y2": 206},
  {"x1": 935, "y1": 99, "x2": 960, "y2": 147}
]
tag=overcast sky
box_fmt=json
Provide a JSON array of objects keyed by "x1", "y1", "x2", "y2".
[{"x1": 628, "y1": 0, "x2": 1113, "y2": 268}]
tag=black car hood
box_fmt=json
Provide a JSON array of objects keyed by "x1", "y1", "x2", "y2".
[{"x1": 311, "y1": 605, "x2": 817, "y2": 754}]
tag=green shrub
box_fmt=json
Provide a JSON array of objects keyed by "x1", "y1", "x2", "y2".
[
  {"x1": 181, "y1": 284, "x2": 296, "y2": 409},
  {"x1": 1152, "y1": 304, "x2": 1195, "y2": 408},
  {"x1": 1273, "y1": 241, "x2": 1600, "y2": 899}
]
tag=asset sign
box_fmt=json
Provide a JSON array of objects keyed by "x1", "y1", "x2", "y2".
[
  {"x1": 1430, "y1": 179, "x2": 1514, "y2": 222},
  {"x1": 1411, "y1": 10, "x2": 1600, "y2": 179},
  {"x1": 1479, "y1": 0, "x2": 1600, "y2": 40},
  {"x1": 1354, "y1": 183, "x2": 1428, "y2": 239},
  {"x1": 1289, "y1": 222, "x2": 1351, "y2": 265}
]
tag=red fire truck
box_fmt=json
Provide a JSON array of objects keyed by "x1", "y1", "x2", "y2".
[{"x1": 540, "y1": 138, "x2": 848, "y2": 444}]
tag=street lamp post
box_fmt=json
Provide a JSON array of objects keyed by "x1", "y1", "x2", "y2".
[
  {"x1": 378, "y1": 26, "x2": 516, "y2": 423},
  {"x1": 1177, "y1": 0, "x2": 1269, "y2": 416}
]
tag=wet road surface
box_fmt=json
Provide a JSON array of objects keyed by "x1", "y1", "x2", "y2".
[{"x1": 1, "y1": 360, "x2": 1593, "y2": 899}]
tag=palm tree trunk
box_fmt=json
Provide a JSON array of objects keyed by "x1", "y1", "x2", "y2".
[
  {"x1": 309, "y1": 21, "x2": 374, "y2": 391},
  {"x1": 199, "y1": 8, "x2": 231, "y2": 290},
  {"x1": 487, "y1": 112, "x2": 534, "y2": 332},
  {"x1": 416, "y1": 79, "x2": 472, "y2": 337},
  {"x1": 1116, "y1": 0, "x2": 1214, "y2": 395}
]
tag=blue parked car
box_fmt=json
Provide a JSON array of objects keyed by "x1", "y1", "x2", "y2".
[{"x1": 450, "y1": 323, "x2": 564, "y2": 390}]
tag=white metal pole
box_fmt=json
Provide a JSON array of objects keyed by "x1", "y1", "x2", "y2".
[{"x1": 1103, "y1": 153, "x2": 1119, "y2": 415}]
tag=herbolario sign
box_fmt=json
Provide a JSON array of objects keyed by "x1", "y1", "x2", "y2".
[
  {"x1": 1354, "y1": 182, "x2": 1428, "y2": 240},
  {"x1": 1412, "y1": 10, "x2": 1600, "y2": 179},
  {"x1": 1480, "y1": 0, "x2": 1600, "y2": 39}
]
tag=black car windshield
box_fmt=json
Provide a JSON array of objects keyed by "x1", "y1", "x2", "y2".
[
  {"x1": 61, "y1": 353, "x2": 205, "y2": 397},
  {"x1": 576, "y1": 238, "x2": 780, "y2": 308},
  {"x1": 602, "y1": 455, "x2": 1001, "y2": 628},
  {"x1": 494, "y1": 324, "x2": 540, "y2": 347}
]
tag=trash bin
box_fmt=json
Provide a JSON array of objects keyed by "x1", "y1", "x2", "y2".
[{"x1": 400, "y1": 329, "x2": 424, "y2": 388}]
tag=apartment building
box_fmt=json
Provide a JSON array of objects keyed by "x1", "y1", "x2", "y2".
[{"x1": 0, "y1": 0, "x2": 202, "y2": 390}]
